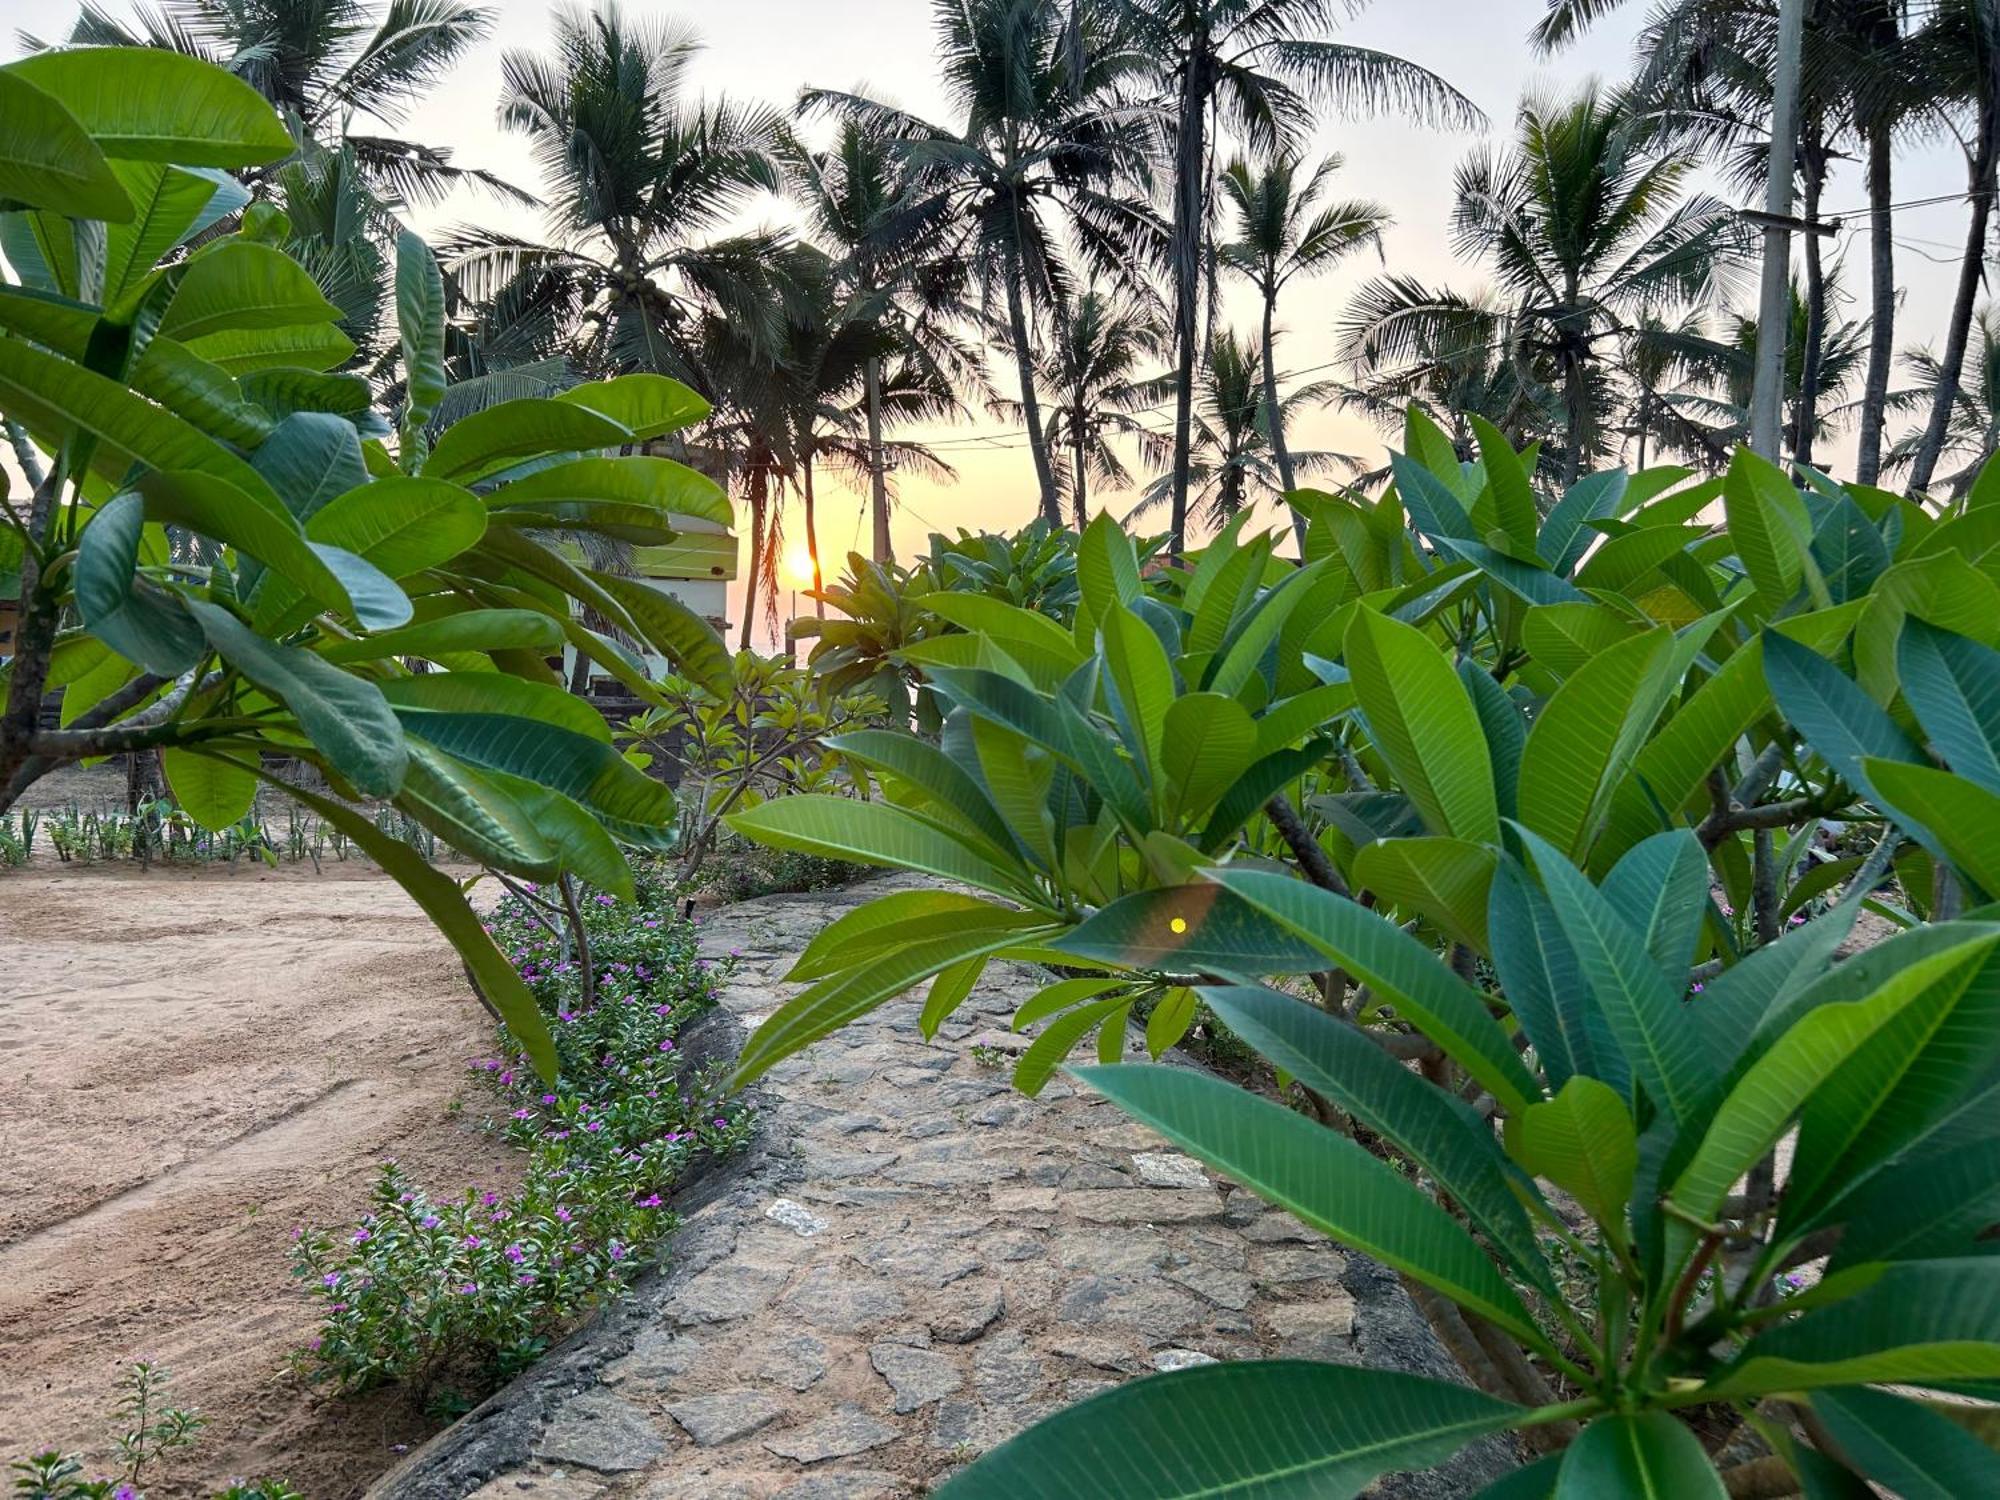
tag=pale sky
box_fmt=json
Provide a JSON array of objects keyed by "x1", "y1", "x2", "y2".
[{"x1": 0, "y1": 0, "x2": 1981, "y2": 643}]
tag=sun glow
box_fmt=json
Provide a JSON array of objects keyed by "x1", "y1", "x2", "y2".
[{"x1": 783, "y1": 546, "x2": 818, "y2": 589}]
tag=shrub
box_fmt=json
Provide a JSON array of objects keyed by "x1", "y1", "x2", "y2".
[{"x1": 291, "y1": 881, "x2": 751, "y2": 1399}]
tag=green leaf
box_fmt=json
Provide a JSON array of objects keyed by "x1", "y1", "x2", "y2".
[
  {"x1": 1898, "y1": 620, "x2": 2000, "y2": 795},
  {"x1": 1145, "y1": 986, "x2": 1198, "y2": 1058},
  {"x1": 1539, "y1": 466, "x2": 1631, "y2": 575},
  {"x1": 1600, "y1": 831, "x2": 1710, "y2": 981},
  {"x1": 423, "y1": 398, "x2": 632, "y2": 482},
  {"x1": 185, "y1": 320, "x2": 354, "y2": 375},
  {"x1": 0, "y1": 70, "x2": 130, "y2": 221},
  {"x1": 1016, "y1": 995, "x2": 1131, "y2": 1094},
  {"x1": 790, "y1": 891, "x2": 1048, "y2": 983},
  {"x1": 922, "y1": 958, "x2": 988, "y2": 1041},
  {"x1": 318, "y1": 609, "x2": 563, "y2": 664},
  {"x1": 1472, "y1": 415, "x2": 1540, "y2": 553},
  {"x1": 2, "y1": 47, "x2": 294, "y2": 167},
  {"x1": 1353, "y1": 836, "x2": 1496, "y2": 954},
  {"x1": 1715, "y1": 1259, "x2": 2000, "y2": 1395},
  {"x1": 1812, "y1": 1386, "x2": 2000, "y2": 1500},
  {"x1": 1391, "y1": 450, "x2": 1475, "y2": 542},
  {"x1": 249, "y1": 411, "x2": 367, "y2": 525},
  {"x1": 309, "y1": 476, "x2": 485, "y2": 579},
  {"x1": 1513, "y1": 825, "x2": 1719, "y2": 1128},
  {"x1": 1439, "y1": 536, "x2": 1588, "y2": 606},
  {"x1": 490, "y1": 455, "x2": 730, "y2": 529},
  {"x1": 1075, "y1": 511, "x2": 1142, "y2": 627},
  {"x1": 1345, "y1": 608, "x2": 1498, "y2": 843},
  {"x1": 160, "y1": 746, "x2": 256, "y2": 833},
  {"x1": 935, "y1": 1359, "x2": 1523, "y2": 1500},
  {"x1": 1207, "y1": 868, "x2": 1543, "y2": 1118},
  {"x1": 556, "y1": 373, "x2": 708, "y2": 440},
  {"x1": 1832, "y1": 1132, "x2": 2000, "y2": 1267},
  {"x1": 825, "y1": 728, "x2": 1018, "y2": 859},
  {"x1": 1055, "y1": 884, "x2": 1328, "y2": 977},
  {"x1": 582, "y1": 567, "x2": 733, "y2": 699},
  {"x1": 735, "y1": 924, "x2": 1049, "y2": 1086},
  {"x1": 727, "y1": 795, "x2": 1028, "y2": 899},
  {"x1": 1510, "y1": 1076, "x2": 1636, "y2": 1234},
  {"x1": 1100, "y1": 602, "x2": 1176, "y2": 780},
  {"x1": 479, "y1": 769, "x2": 633, "y2": 900},
  {"x1": 158, "y1": 241, "x2": 341, "y2": 342},
  {"x1": 395, "y1": 229, "x2": 446, "y2": 434},
  {"x1": 1202, "y1": 983, "x2": 1553, "y2": 1292},
  {"x1": 1522, "y1": 602, "x2": 1641, "y2": 677},
  {"x1": 378, "y1": 671, "x2": 610, "y2": 741},
  {"x1": 1075, "y1": 1064, "x2": 1545, "y2": 1343},
  {"x1": 130, "y1": 468, "x2": 350, "y2": 614},
  {"x1": 1554, "y1": 1414, "x2": 1725, "y2": 1499},
  {"x1": 1763, "y1": 629, "x2": 1925, "y2": 810},
  {"x1": 1488, "y1": 855, "x2": 1624, "y2": 1094},
  {"x1": 1518, "y1": 628, "x2": 1674, "y2": 863},
  {"x1": 267, "y1": 774, "x2": 556, "y2": 1081},
  {"x1": 396, "y1": 742, "x2": 557, "y2": 877},
  {"x1": 1460, "y1": 661, "x2": 1525, "y2": 823},
  {"x1": 1864, "y1": 759, "x2": 2000, "y2": 898},
  {"x1": 1472, "y1": 1456, "x2": 1561, "y2": 1500},
  {"x1": 1724, "y1": 447, "x2": 1810, "y2": 607},
  {"x1": 74, "y1": 493, "x2": 203, "y2": 675},
  {"x1": 1161, "y1": 692, "x2": 1256, "y2": 826},
  {"x1": 186, "y1": 600, "x2": 406, "y2": 798}
]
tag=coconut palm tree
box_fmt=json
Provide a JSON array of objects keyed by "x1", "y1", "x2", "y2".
[
  {"x1": 1449, "y1": 82, "x2": 1750, "y2": 484},
  {"x1": 1118, "y1": 0, "x2": 1481, "y2": 555},
  {"x1": 1886, "y1": 306, "x2": 2000, "y2": 498},
  {"x1": 451, "y1": 3, "x2": 792, "y2": 399},
  {"x1": 1131, "y1": 329, "x2": 1346, "y2": 530},
  {"x1": 1218, "y1": 152, "x2": 1388, "y2": 513},
  {"x1": 804, "y1": 0, "x2": 1164, "y2": 529},
  {"x1": 1001, "y1": 289, "x2": 1167, "y2": 529}
]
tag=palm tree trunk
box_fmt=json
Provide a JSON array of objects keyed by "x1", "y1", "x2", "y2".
[
  {"x1": 1856, "y1": 122, "x2": 1896, "y2": 485},
  {"x1": 1002, "y1": 239, "x2": 1061, "y2": 526},
  {"x1": 1167, "y1": 45, "x2": 1211, "y2": 558},
  {"x1": 1071, "y1": 420, "x2": 1089, "y2": 532},
  {"x1": 864, "y1": 355, "x2": 892, "y2": 562},
  {"x1": 1260, "y1": 289, "x2": 1303, "y2": 549},
  {"x1": 739, "y1": 463, "x2": 766, "y2": 651},
  {"x1": 1791, "y1": 160, "x2": 1828, "y2": 469},
  {"x1": 803, "y1": 450, "x2": 825, "y2": 618},
  {"x1": 1911, "y1": 39, "x2": 2000, "y2": 494}
]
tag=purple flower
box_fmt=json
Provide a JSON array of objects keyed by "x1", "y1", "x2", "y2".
[
  {"x1": 353, "y1": 1228, "x2": 371, "y2": 1245},
  {"x1": 637, "y1": 1194, "x2": 663, "y2": 1209},
  {"x1": 585, "y1": 1120, "x2": 605, "y2": 1133},
  {"x1": 608, "y1": 1242, "x2": 627, "y2": 1261},
  {"x1": 322, "y1": 1272, "x2": 341, "y2": 1288},
  {"x1": 659, "y1": 1040, "x2": 675, "y2": 1053},
  {"x1": 481, "y1": 1191, "x2": 498, "y2": 1206},
  {"x1": 512, "y1": 1108, "x2": 534, "y2": 1120},
  {"x1": 541, "y1": 1093, "x2": 558, "y2": 1105},
  {"x1": 518, "y1": 1273, "x2": 537, "y2": 1285},
  {"x1": 463, "y1": 1234, "x2": 483, "y2": 1249},
  {"x1": 421, "y1": 1214, "x2": 441, "y2": 1229},
  {"x1": 713, "y1": 1118, "x2": 728, "y2": 1128},
  {"x1": 458, "y1": 1281, "x2": 479, "y2": 1295},
  {"x1": 556, "y1": 1206, "x2": 573, "y2": 1224},
  {"x1": 114, "y1": 1484, "x2": 138, "y2": 1499},
  {"x1": 505, "y1": 1244, "x2": 527, "y2": 1264}
]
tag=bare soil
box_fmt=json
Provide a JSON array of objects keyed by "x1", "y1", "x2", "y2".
[{"x1": 0, "y1": 860, "x2": 521, "y2": 1498}]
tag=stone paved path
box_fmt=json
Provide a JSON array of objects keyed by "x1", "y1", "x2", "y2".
[{"x1": 380, "y1": 878, "x2": 1512, "y2": 1500}]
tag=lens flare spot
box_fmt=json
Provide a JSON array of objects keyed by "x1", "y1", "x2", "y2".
[{"x1": 1169, "y1": 917, "x2": 1187, "y2": 935}]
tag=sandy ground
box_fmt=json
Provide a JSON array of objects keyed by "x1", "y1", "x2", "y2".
[{"x1": 0, "y1": 860, "x2": 521, "y2": 1498}]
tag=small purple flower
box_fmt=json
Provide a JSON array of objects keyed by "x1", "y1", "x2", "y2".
[
  {"x1": 505, "y1": 1244, "x2": 527, "y2": 1264},
  {"x1": 556, "y1": 1206, "x2": 573, "y2": 1224},
  {"x1": 322, "y1": 1272, "x2": 341, "y2": 1288},
  {"x1": 637, "y1": 1194, "x2": 663, "y2": 1209},
  {"x1": 608, "y1": 1242, "x2": 627, "y2": 1261},
  {"x1": 585, "y1": 1120, "x2": 605, "y2": 1132},
  {"x1": 541, "y1": 1093, "x2": 558, "y2": 1105},
  {"x1": 421, "y1": 1214, "x2": 441, "y2": 1229},
  {"x1": 659, "y1": 1039, "x2": 675, "y2": 1053},
  {"x1": 353, "y1": 1228, "x2": 371, "y2": 1245},
  {"x1": 512, "y1": 1108, "x2": 534, "y2": 1120},
  {"x1": 458, "y1": 1281, "x2": 479, "y2": 1295},
  {"x1": 518, "y1": 1272, "x2": 537, "y2": 1285},
  {"x1": 481, "y1": 1191, "x2": 498, "y2": 1206},
  {"x1": 463, "y1": 1234, "x2": 483, "y2": 1249},
  {"x1": 713, "y1": 1118, "x2": 728, "y2": 1129}
]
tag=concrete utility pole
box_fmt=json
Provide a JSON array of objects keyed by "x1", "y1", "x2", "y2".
[{"x1": 1747, "y1": 0, "x2": 1809, "y2": 459}]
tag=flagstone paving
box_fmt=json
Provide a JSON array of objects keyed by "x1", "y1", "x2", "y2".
[{"x1": 378, "y1": 878, "x2": 1515, "y2": 1499}]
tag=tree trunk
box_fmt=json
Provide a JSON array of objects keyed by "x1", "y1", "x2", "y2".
[
  {"x1": 1002, "y1": 238, "x2": 1061, "y2": 526},
  {"x1": 739, "y1": 463, "x2": 765, "y2": 651},
  {"x1": 1791, "y1": 158, "x2": 1828, "y2": 470},
  {"x1": 1260, "y1": 287, "x2": 1304, "y2": 550},
  {"x1": 1856, "y1": 121, "x2": 1896, "y2": 484},
  {"x1": 1166, "y1": 43, "x2": 1210, "y2": 558},
  {"x1": 863, "y1": 355, "x2": 892, "y2": 562},
  {"x1": 1071, "y1": 420, "x2": 1089, "y2": 532},
  {"x1": 1911, "y1": 27, "x2": 2000, "y2": 493},
  {"x1": 803, "y1": 450, "x2": 825, "y2": 618}
]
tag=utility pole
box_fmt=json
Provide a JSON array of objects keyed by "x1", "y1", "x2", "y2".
[{"x1": 1747, "y1": 0, "x2": 1809, "y2": 459}]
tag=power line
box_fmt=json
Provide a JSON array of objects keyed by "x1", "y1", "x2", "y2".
[{"x1": 1816, "y1": 184, "x2": 1995, "y2": 221}]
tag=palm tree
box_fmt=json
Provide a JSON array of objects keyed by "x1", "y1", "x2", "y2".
[
  {"x1": 1218, "y1": 152, "x2": 1388, "y2": 521},
  {"x1": 785, "y1": 114, "x2": 983, "y2": 561},
  {"x1": 1449, "y1": 82, "x2": 1750, "y2": 484},
  {"x1": 51, "y1": 0, "x2": 524, "y2": 205},
  {"x1": 805, "y1": 0, "x2": 1164, "y2": 529},
  {"x1": 452, "y1": 3, "x2": 792, "y2": 398},
  {"x1": 1132, "y1": 328, "x2": 1345, "y2": 530},
  {"x1": 1886, "y1": 306, "x2": 2000, "y2": 498},
  {"x1": 1005, "y1": 289, "x2": 1166, "y2": 529},
  {"x1": 1119, "y1": 0, "x2": 1480, "y2": 555}
]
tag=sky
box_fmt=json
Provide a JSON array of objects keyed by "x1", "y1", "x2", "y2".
[{"x1": 0, "y1": 0, "x2": 1984, "y2": 645}]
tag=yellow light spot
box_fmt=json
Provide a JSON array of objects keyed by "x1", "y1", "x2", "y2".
[{"x1": 1169, "y1": 917, "x2": 1188, "y2": 935}]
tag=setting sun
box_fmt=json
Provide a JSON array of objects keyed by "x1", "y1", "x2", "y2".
[{"x1": 783, "y1": 545, "x2": 818, "y2": 589}]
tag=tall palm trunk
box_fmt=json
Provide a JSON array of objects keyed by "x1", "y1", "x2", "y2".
[
  {"x1": 1792, "y1": 160, "x2": 1829, "y2": 468},
  {"x1": 1167, "y1": 43, "x2": 1211, "y2": 558},
  {"x1": 1071, "y1": 418, "x2": 1090, "y2": 531},
  {"x1": 1857, "y1": 122, "x2": 1897, "y2": 484},
  {"x1": 1259, "y1": 289, "x2": 1304, "y2": 549},
  {"x1": 802, "y1": 450, "x2": 825, "y2": 618},
  {"x1": 739, "y1": 461, "x2": 767, "y2": 651},
  {"x1": 1911, "y1": 35, "x2": 2000, "y2": 493},
  {"x1": 863, "y1": 355, "x2": 892, "y2": 561},
  {"x1": 1003, "y1": 237, "x2": 1061, "y2": 525}
]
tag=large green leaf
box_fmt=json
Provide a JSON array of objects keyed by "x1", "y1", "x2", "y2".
[
  {"x1": 1763, "y1": 630, "x2": 1923, "y2": 805},
  {"x1": 1553, "y1": 1414, "x2": 1725, "y2": 1499},
  {"x1": 1054, "y1": 884, "x2": 1327, "y2": 977},
  {"x1": 423, "y1": 398, "x2": 631, "y2": 482},
  {"x1": 318, "y1": 609, "x2": 563, "y2": 664},
  {"x1": 157, "y1": 241, "x2": 341, "y2": 342},
  {"x1": 1513, "y1": 825, "x2": 1719, "y2": 1128},
  {"x1": 1208, "y1": 867, "x2": 1543, "y2": 1118},
  {"x1": 1203, "y1": 984, "x2": 1553, "y2": 1291},
  {"x1": 1865, "y1": 759, "x2": 2000, "y2": 898},
  {"x1": 1522, "y1": 601, "x2": 1641, "y2": 677},
  {"x1": 1715, "y1": 1259, "x2": 2000, "y2": 1395},
  {"x1": 1488, "y1": 854, "x2": 1624, "y2": 1093},
  {"x1": 935, "y1": 1359, "x2": 1524, "y2": 1500},
  {"x1": 1510, "y1": 1076, "x2": 1636, "y2": 1235},
  {"x1": 792, "y1": 892, "x2": 1049, "y2": 983},
  {"x1": 378, "y1": 671, "x2": 610, "y2": 741},
  {"x1": 1471, "y1": 415, "x2": 1539, "y2": 554},
  {"x1": 1100, "y1": 602, "x2": 1176, "y2": 781},
  {"x1": 1899, "y1": 620, "x2": 2000, "y2": 795},
  {"x1": 556, "y1": 373, "x2": 708, "y2": 440},
  {"x1": 1600, "y1": 831, "x2": 1710, "y2": 982},
  {"x1": 1539, "y1": 466, "x2": 1630, "y2": 575},
  {"x1": 395, "y1": 229, "x2": 446, "y2": 434},
  {"x1": 1161, "y1": 692, "x2": 1256, "y2": 826},
  {"x1": 1831, "y1": 1130, "x2": 2000, "y2": 1267},
  {"x1": 1724, "y1": 447, "x2": 1810, "y2": 608},
  {"x1": 396, "y1": 742, "x2": 557, "y2": 877},
  {"x1": 185, "y1": 320, "x2": 355, "y2": 375},
  {"x1": 160, "y1": 745, "x2": 256, "y2": 833},
  {"x1": 73, "y1": 492, "x2": 203, "y2": 675},
  {"x1": 1353, "y1": 836, "x2": 1496, "y2": 953},
  {"x1": 0, "y1": 70, "x2": 130, "y2": 221},
  {"x1": 1076, "y1": 1063, "x2": 1545, "y2": 1343},
  {"x1": 582, "y1": 567, "x2": 733, "y2": 699},
  {"x1": 1518, "y1": 628, "x2": 1674, "y2": 862},
  {"x1": 1345, "y1": 607, "x2": 1498, "y2": 843},
  {"x1": 268, "y1": 774, "x2": 556, "y2": 1081},
  {"x1": 2, "y1": 47, "x2": 293, "y2": 167},
  {"x1": 489, "y1": 454, "x2": 730, "y2": 529},
  {"x1": 186, "y1": 600, "x2": 406, "y2": 797},
  {"x1": 249, "y1": 411, "x2": 368, "y2": 525},
  {"x1": 479, "y1": 769, "x2": 635, "y2": 900},
  {"x1": 129, "y1": 468, "x2": 349, "y2": 613},
  {"x1": 308, "y1": 477, "x2": 485, "y2": 579},
  {"x1": 1812, "y1": 1386, "x2": 2000, "y2": 1500},
  {"x1": 823, "y1": 729, "x2": 1017, "y2": 859},
  {"x1": 728, "y1": 795, "x2": 1028, "y2": 898}
]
